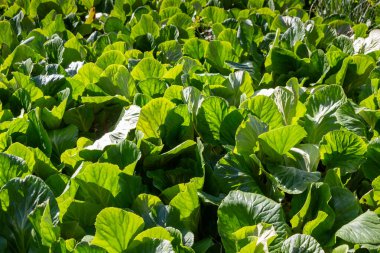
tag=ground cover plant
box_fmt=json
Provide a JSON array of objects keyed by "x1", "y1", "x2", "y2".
[{"x1": 1, "y1": 0, "x2": 380, "y2": 252}]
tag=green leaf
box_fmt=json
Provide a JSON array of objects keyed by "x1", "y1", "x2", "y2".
[
  {"x1": 214, "y1": 152, "x2": 262, "y2": 194},
  {"x1": 74, "y1": 163, "x2": 142, "y2": 208},
  {"x1": 96, "y1": 50, "x2": 126, "y2": 70},
  {"x1": 199, "y1": 6, "x2": 228, "y2": 24},
  {"x1": 0, "y1": 153, "x2": 29, "y2": 187},
  {"x1": 304, "y1": 85, "x2": 347, "y2": 143},
  {"x1": 336, "y1": 211, "x2": 380, "y2": 245},
  {"x1": 97, "y1": 64, "x2": 136, "y2": 99},
  {"x1": 131, "y1": 193, "x2": 165, "y2": 228},
  {"x1": 49, "y1": 124, "x2": 78, "y2": 159},
  {"x1": 157, "y1": 40, "x2": 182, "y2": 64},
  {"x1": 241, "y1": 95, "x2": 284, "y2": 130},
  {"x1": 167, "y1": 182, "x2": 200, "y2": 233},
  {"x1": 204, "y1": 40, "x2": 238, "y2": 75},
  {"x1": 0, "y1": 21, "x2": 16, "y2": 49},
  {"x1": 217, "y1": 190, "x2": 290, "y2": 253},
  {"x1": 137, "y1": 78, "x2": 167, "y2": 98},
  {"x1": 290, "y1": 183, "x2": 335, "y2": 246},
  {"x1": 144, "y1": 140, "x2": 196, "y2": 168},
  {"x1": 320, "y1": 130, "x2": 367, "y2": 174},
  {"x1": 268, "y1": 165, "x2": 320, "y2": 194},
  {"x1": 131, "y1": 58, "x2": 167, "y2": 81},
  {"x1": 131, "y1": 14, "x2": 160, "y2": 39},
  {"x1": 330, "y1": 187, "x2": 361, "y2": 230},
  {"x1": 42, "y1": 98, "x2": 67, "y2": 129},
  {"x1": 137, "y1": 98, "x2": 175, "y2": 141},
  {"x1": 195, "y1": 96, "x2": 229, "y2": 145},
  {"x1": 258, "y1": 125, "x2": 307, "y2": 158},
  {"x1": 235, "y1": 115, "x2": 268, "y2": 155},
  {"x1": 362, "y1": 137, "x2": 380, "y2": 180},
  {"x1": 99, "y1": 139, "x2": 141, "y2": 173},
  {"x1": 63, "y1": 105, "x2": 94, "y2": 132},
  {"x1": 92, "y1": 207, "x2": 145, "y2": 253},
  {"x1": 281, "y1": 234, "x2": 324, "y2": 253},
  {"x1": 0, "y1": 175, "x2": 59, "y2": 253},
  {"x1": 183, "y1": 38, "x2": 208, "y2": 60},
  {"x1": 335, "y1": 55, "x2": 375, "y2": 96},
  {"x1": 26, "y1": 108, "x2": 52, "y2": 157}
]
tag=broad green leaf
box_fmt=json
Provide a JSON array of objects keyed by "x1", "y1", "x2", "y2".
[
  {"x1": 136, "y1": 98, "x2": 175, "y2": 140},
  {"x1": 232, "y1": 223, "x2": 277, "y2": 253},
  {"x1": 26, "y1": 108, "x2": 52, "y2": 157},
  {"x1": 241, "y1": 95, "x2": 284, "y2": 129},
  {"x1": 195, "y1": 96, "x2": 229, "y2": 144},
  {"x1": 0, "y1": 176, "x2": 59, "y2": 253},
  {"x1": 74, "y1": 63, "x2": 103, "y2": 85},
  {"x1": 137, "y1": 78, "x2": 167, "y2": 98},
  {"x1": 330, "y1": 187, "x2": 361, "y2": 230},
  {"x1": 199, "y1": 6, "x2": 228, "y2": 24},
  {"x1": 168, "y1": 182, "x2": 200, "y2": 233},
  {"x1": 131, "y1": 193, "x2": 165, "y2": 228},
  {"x1": 320, "y1": 130, "x2": 367, "y2": 174},
  {"x1": 214, "y1": 152, "x2": 261, "y2": 194},
  {"x1": 335, "y1": 55, "x2": 375, "y2": 96},
  {"x1": 268, "y1": 165, "x2": 320, "y2": 194},
  {"x1": 63, "y1": 105, "x2": 94, "y2": 132},
  {"x1": 74, "y1": 163, "x2": 142, "y2": 208},
  {"x1": 336, "y1": 211, "x2": 380, "y2": 245},
  {"x1": 144, "y1": 140, "x2": 196, "y2": 168},
  {"x1": 304, "y1": 85, "x2": 347, "y2": 143},
  {"x1": 235, "y1": 115, "x2": 268, "y2": 155},
  {"x1": 97, "y1": 64, "x2": 136, "y2": 99},
  {"x1": 258, "y1": 125, "x2": 307, "y2": 158},
  {"x1": 204, "y1": 40, "x2": 238, "y2": 75},
  {"x1": 362, "y1": 137, "x2": 380, "y2": 180},
  {"x1": 99, "y1": 139, "x2": 141, "y2": 173},
  {"x1": 282, "y1": 234, "x2": 324, "y2": 253},
  {"x1": 96, "y1": 50, "x2": 126, "y2": 70},
  {"x1": 92, "y1": 207, "x2": 145, "y2": 253},
  {"x1": 131, "y1": 14, "x2": 160, "y2": 39},
  {"x1": 0, "y1": 21, "x2": 16, "y2": 49},
  {"x1": 218, "y1": 190, "x2": 290, "y2": 252},
  {"x1": 0, "y1": 153, "x2": 29, "y2": 187},
  {"x1": 131, "y1": 58, "x2": 167, "y2": 81},
  {"x1": 42, "y1": 98, "x2": 67, "y2": 129},
  {"x1": 49, "y1": 124, "x2": 78, "y2": 159},
  {"x1": 157, "y1": 40, "x2": 182, "y2": 64},
  {"x1": 183, "y1": 38, "x2": 208, "y2": 60},
  {"x1": 290, "y1": 183, "x2": 335, "y2": 246}
]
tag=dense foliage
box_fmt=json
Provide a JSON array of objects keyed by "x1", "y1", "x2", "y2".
[{"x1": 1, "y1": 0, "x2": 380, "y2": 252}]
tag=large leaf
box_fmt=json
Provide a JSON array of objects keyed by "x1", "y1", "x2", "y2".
[
  {"x1": 195, "y1": 96, "x2": 229, "y2": 145},
  {"x1": 217, "y1": 190, "x2": 290, "y2": 252},
  {"x1": 281, "y1": 234, "x2": 324, "y2": 253},
  {"x1": 319, "y1": 130, "x2": 367, "y2": 174},
  {"x1": 92, "y1": 207, "x2": 145, "y2": 253},
  {"x1": 136, "y1": 98, "x2": 175, "y2": 141},
  {"x1": 240, "y1": 95, "x2": 284, "y2": 130},
  {"x1": 0, "y1": 176, "x2": 59, "y2": 253},
  {"x1": 336, "y1": 211, "x2": 380, "y2": 246},
  {"x1": 0, "y1": 153, "x2": 29, "y2": 187},
  {"x1": 131, "y1": 58, "x2": 167, "y2": 81},
  {"x1": 258, "y1": 125, "x2": 307, "y2": 159},
  {"x1": 303, "y1": 85, "x2": 347, "y2": 143},
  {"x1": 204, "y1": 40, "x2": 238, "y2": 75},
  {"x1": 268, "y1": 165, "x2": 320, "y2": 194}
]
